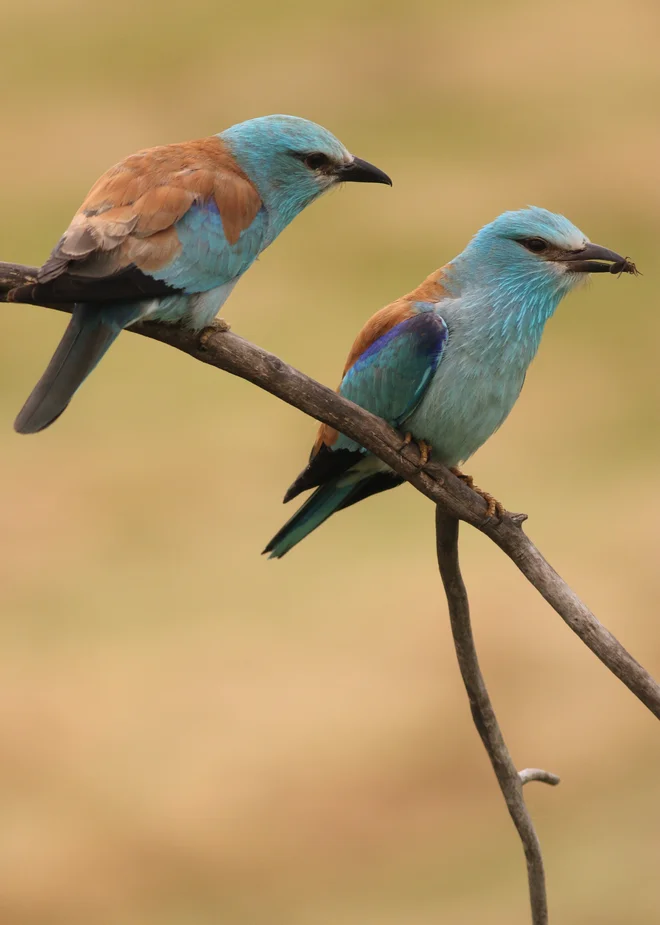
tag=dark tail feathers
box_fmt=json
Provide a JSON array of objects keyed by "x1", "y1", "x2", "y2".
[
  {"x1": 14, "y1": 306, "x2": 122, "y2": 434},
  {"x1": 263, "y1": 471, "x2": 403, "y2": 559},
  {"x1": 263, "y1": 480, "x2": 358, "y2": 559}
]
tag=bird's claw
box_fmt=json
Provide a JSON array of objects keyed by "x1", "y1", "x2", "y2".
[
  {"x1": 480, "y1": 492, "x2": 505, "y2": 521},
  {"x1": 198, "y1": 319, "x2": 231, "y2": 349},
  {"x1": 418, "y1": 440, "x2": 431, "y2": 466},
  {"x1": 450, "y1": 467, "x2": 505, "y2": 521},
  {"x1": 400, "y1": 432, "x2": 432, "y2": 467}
]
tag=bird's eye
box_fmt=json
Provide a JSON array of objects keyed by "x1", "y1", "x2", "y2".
[
  {"x1": 521, "y1": 237, "x2": 549, "y2": 254},
  {"x1": 302, "y1": 152, "x2": 331, "y2": 171}
]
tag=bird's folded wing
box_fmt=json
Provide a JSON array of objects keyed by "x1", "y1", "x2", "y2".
[
  {"x1": 284, "y1": 306, "x2": 448, "y2": 501},
  {"x1": 11, "y1": 138, "x2": 263, "y2": 304},
  {"x1": 339, "y1": 308, "x2": 448, "y2": 429}
]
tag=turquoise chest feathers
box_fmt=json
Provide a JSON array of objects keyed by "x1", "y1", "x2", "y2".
[{"x1": 405, "y1": 252, "x2": 573, "y2": 465}]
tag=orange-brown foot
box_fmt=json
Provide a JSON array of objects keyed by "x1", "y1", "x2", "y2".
[
  {"x1": 401, "y1": 433, "x2": 432, "y2": 466},
  {"x1": 199, "y1": 319, "x2": 231, "y2": 348},
  {"x1": 450, "y1": 467, "x2": 505, "y2": 519}
]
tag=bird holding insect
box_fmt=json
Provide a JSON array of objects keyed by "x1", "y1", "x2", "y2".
[{"x1": 265, "y1": 207, "x2": 637, "y2": 558}]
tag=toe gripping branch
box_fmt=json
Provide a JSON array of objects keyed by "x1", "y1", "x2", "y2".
[
  {"x1": 450, "y1": 467, "x2": 505, "y2": 521},
  {"x1": 398, "y1": 438, "x2": 504, "y2": 520},
  {"x1": 401, "y1": 432, "x2": 432, "y2": 466}
]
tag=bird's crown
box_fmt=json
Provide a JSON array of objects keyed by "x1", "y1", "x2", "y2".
[
  {"x1": 221, "y1": 114, "x2": 349, "y2": 168},
  {"x1": 470, "y1": 206, "x2": 588, "y2": 253}
]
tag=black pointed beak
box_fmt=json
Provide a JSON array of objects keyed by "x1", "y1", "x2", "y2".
[
  {"x1": 334, "y1": 156, "x2": 392, "y2": 186},
  {"x1": 558, "y1": 243, "x2": 639, "y2": 275}
]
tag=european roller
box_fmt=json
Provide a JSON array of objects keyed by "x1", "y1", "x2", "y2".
[
  {"x1": 265, "y1": 207, "x2": 637, "y2": 558},
  {"x1": 8, "y1": 114, "x2": 391, "y2": 434}
]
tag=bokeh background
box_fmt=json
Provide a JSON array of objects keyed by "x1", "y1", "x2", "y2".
[{"x1": 1, "y1": 1, "x2": 660, "y2": 922}]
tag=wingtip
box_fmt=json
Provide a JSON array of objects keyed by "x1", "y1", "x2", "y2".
[{"x1": 282, "y1": 470, "x2": 311, "y2": 503}]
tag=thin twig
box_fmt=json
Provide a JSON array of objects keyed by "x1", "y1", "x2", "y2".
[
  {"x1": 2, "y1": 260, "x2": 659, "y2": 720},
  {"x1": 519, "y1": 769, "x2": 561, "y2": 787},
  {"x1": 435, "y1": 509, "x2": 554, "y2": 925}
]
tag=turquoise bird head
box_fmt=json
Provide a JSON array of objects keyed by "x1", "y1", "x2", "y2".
[
  {"x1": 221, "y1": 114, "x2": 391, "y2": 232},
  {"x1": 455, "y1": 206, "x2": 635, "y2": 294},
  {"x1": 446, "y1": 206, "x2": 637, "y2": 334}
]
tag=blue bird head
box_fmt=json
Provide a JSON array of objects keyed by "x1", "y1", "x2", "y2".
[
  {"x1": 221, "y1": 115, "x2": 391, "y2": 232},
  {"x1": 457, "y1": 206, "x2": 633, "y2": 295},
  {"x1": 444, "y1": 206, "x2": 636, "y2": 345}
]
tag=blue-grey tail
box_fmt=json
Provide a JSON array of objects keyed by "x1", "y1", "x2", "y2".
[
  {"x1": 263, "y1": 480, "x2": 358, "y2": 559},
  {"x1": 14, "y1": 303, "x2": 138, "y2": 434},
  {"x1": 264, "y1": 470, "x2": 404, "y2": 559}
]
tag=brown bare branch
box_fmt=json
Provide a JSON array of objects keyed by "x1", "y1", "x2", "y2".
[
  {"x1": 2, "y1": 259, "x2": 658, "y2": 718},
  {"x1": 435, "y1": 509, "x2": 553, "y2": 925},
  {"x1": 3, "y1": 258, "x2": 659, "y2": 922}
]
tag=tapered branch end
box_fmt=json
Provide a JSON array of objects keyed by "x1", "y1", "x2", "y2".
[
  {"x1": 508, "y1": 511, "x2": 529, "y2": 526},
  {"x1": 519, "y1": 768, "x2": 561, "y2": 787}
]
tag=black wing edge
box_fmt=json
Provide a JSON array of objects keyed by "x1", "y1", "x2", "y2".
[
  {"x1": 334, "y1": 472, "x2": 404, "y2": 512},
  {"x1": 283, "y1": 444, "x2": 365, "y2": 503},
  {"x1": 7, "y1": 265, "x2": 182, "y2": 305}
]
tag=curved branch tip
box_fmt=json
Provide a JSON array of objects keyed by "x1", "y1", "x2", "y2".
[{"x1": 519, "y1": 768, "x2": 561, "y2": 787}]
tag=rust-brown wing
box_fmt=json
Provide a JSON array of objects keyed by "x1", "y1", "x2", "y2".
[{"x1": 10, "y1": 137, "x2": 262, "y2": 305}]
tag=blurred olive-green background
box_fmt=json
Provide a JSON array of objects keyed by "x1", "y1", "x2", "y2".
[{"x1": 1, "y1": 1, "x2": 660, "y2": 923}]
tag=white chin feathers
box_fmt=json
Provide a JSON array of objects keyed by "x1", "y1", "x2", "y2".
[{"x1": 551, "y1": 262, "x2": 589, "y2": 290}]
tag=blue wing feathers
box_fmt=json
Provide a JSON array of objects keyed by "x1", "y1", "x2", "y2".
[
  {"x1": 280, "y1": 309, "x2": 448, "y2": 501},
  {"x1": 265, "y1": 311, "x2": 447, "y2": 556},
  {"x1": 334, "y1": 311, "x2": 447, "y2": 452},
  {"x1": 150, "y1": 200, "x2": 269, "y2": 293}
]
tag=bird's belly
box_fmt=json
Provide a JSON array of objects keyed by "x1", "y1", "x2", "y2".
[
  {"x1": 145, "y1": 279, "x2": 239, "y2": 329},
  {"x1": 405, "y1": 358, "x2": 525, "y2": 466}
]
